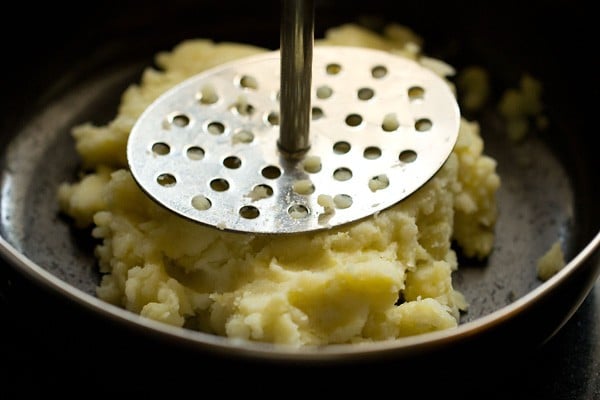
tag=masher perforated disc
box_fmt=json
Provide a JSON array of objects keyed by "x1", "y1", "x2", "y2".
[{"x1": 127, "y1": 46, "x2": 460, "y2": 234}]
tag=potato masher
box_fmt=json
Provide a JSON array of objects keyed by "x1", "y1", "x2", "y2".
[{"x1": 127, "y1": 0, "x2": 460, "y2": 234}]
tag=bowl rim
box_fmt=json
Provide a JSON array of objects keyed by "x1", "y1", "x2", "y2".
[{"x1": 1, "y1": 228, "x2": 598, "y2": 362}]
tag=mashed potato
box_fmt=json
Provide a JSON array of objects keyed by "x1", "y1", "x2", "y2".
[
  {"x1": 497, "y1": 73, "x2": 547, "y2": 142},
  {"x1": 536, "y1": 241, "x2": 566, "y2": 281},
  {"x1": 58, "y1": 23, "x2": 500, "y2": 346}
]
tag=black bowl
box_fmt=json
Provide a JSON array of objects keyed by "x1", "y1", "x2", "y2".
[{"x1": 0, "y1": 0, "x2": 598, "y2": 386}]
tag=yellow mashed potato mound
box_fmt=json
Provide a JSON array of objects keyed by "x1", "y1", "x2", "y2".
[{"x1": 57, "y1": 23, "x2": 500, "y2": 346}]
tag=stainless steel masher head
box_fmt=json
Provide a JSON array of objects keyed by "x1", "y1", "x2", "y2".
[{"x1": 127, "y1": 0, "x2": 460, "y2": 234}]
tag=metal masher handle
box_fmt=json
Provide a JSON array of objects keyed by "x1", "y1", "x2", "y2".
[{"x1": 278, "y1": 0, "x2": 314, "y2": 155}]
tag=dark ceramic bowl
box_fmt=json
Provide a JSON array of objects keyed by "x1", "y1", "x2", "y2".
[{"x1": 0, "y1": 0, "x2": 598, "y2": 370}]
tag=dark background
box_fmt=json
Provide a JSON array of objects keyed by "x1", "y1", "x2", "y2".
[{"x1": 1, "y1": 0, "x2": 598, "y2": 397}]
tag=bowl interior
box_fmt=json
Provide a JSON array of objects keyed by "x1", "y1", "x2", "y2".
[{"x1": 0, "y1": 0, "x2": 598, "y2": 357}]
